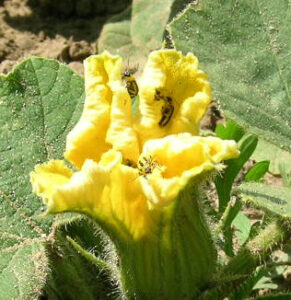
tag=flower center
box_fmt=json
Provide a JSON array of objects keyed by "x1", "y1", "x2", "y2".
[{"x1": 137, "y1": 155, "x2": 159, "y2": 177}]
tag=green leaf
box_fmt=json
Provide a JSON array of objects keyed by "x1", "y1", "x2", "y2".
[
  {"x1": 169, "y1": 0, "x2": 291, "y2": 153},
  {"x1": 256, "y1": 294, "x2": 291, "y2": 300},
  {"x1": 0, "y1": 241, "x2": 48, "y2": 300},
  {"x1": 252, "y1": 139, "x2": 291, "y2": 175},
  {"x1": 279, "y1": 163, "x2": 291, "y2": 187},
  {"x1": 253, "y1": 276, "x2": 278, "y2": 290},
  {"x1": 232, "y1": 212, "x2": 252, "y2": 246},
  {"x1": 98, "y1": 7, "x2": 133, "y2": 57},
  {"x1": 215, "y1": 120, "x2": 245, "y2": 142},
  {"x1": 215, "y1": 135, "x2": 258, "y2": 213},
  {"x1": 131, "y1": 0, "x2": 195, "y2": 50},
  {"x1": 131, "y1": 0, "x2": 175, "y2": 50},
  {"x1": 98, "y1": 0, "x2": 192, "y2": 69},
  {"x1": 245, "y1": 160, "x2": 270, "y2": 182},
  {"x1": 0, "y1": 57, "x2": 84, "y2": 298},
  {"x1": 237, "y1": 182, "x2": 291, "y2": 218},
  {"x1": 229, "y1": 267, "x2": 271, "y2": 299}
]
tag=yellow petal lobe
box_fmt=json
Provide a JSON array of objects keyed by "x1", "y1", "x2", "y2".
[
  {"x1": 140, "y1": 134, "x2": 239, "y2": 207},
  {"x1": 106, "y1": 78, "x2": 140, "y2": 163},
  {"x1": 65, "y1": 52, "x2": 139, "y2": 169},
  {"x1": 30, "y1": 160, "x2": 73, "y2": 205},
  {"x1": 136, "y1": 50, "x2": 212, "y2": 145},
  {"x1": 31, "y1": 150, "x2": 155, "y2": 240}
]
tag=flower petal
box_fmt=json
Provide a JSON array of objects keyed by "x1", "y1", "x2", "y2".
[
  {"x1": 106, "y1": 78, "x2": 140, "y2": 163},
  {"x1": 31, "y1": 150, "x2": 156, "y2": 240},
  {"x1": 140, "y1": 133, "x2": 239, "y2": 206},
  {"x1": 30, "y1": 160, "x2": 73, "y2": 205},
  {"x1": 135, "y1": 50, "x2": 212, "y2": 145},
  {"x1": 65, "y1": 52, "x2": 139, "y2": 169}
]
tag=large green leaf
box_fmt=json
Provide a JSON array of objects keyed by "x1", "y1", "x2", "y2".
[
  {"x1": 0, "y1": 58, "x2": 84, "y2": 298},
  {"x1": 98, "y1": 0, "x2": 193, "y2": 69},
  {"x1": 169, "y1": 0, "x2": 291, "y2": 153},
  {"x1": 130, "y1": 0, "x2": 175, "y2": 50},
  {"x1": 98, "y1": 7, "x2": 133, "y2": 57},
  {"x1": 98, "y1": 1, "x2": 174, "y2": 69},
  {"x1": 237, "y1": 182, "x2": 291, "y2": 218}
]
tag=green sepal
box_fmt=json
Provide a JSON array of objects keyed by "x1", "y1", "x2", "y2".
[
  {"x1": 66, "y1": 236, "x2": 112, "y2": 274},
  {"x1": 43, "y1": 229, "x2": 114, "y2": 300},
  {"x1": 114, "y1": 178, "x2": 217, "y2": 299}
]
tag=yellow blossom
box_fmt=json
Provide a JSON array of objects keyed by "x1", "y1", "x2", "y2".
[{"x1": 30, "y1": 49, "x2": 239, "y2": 241}]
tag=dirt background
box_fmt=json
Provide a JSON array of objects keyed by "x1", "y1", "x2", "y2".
[{"x1": 0, "y1": 0, "x2": 130, "y2": 75}]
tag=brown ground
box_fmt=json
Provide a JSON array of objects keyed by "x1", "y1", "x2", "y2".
[{"x1": 0, "y1": 0, "x2": 129, "y2": 75}]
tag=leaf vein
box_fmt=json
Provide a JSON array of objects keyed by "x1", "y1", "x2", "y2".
[
  {"x1": 29, "y1": 60, "x2": 50, "y2": 159},
  {"x1": 0, "y1": 188, "x2": 45, "y2": 236}
]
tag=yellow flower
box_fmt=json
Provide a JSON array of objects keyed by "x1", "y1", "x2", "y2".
[
  {"x1": 30, "y1": 50, "x2": 239, "y2": 241},
  {"x1": 30, "y1": 49, "x2": 240, "y2": 299},
  {"x1": 64, "y1": 50, "x2": 212, "y2": 169}
]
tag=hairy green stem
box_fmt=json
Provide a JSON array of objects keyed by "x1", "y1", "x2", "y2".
[
  {"x1": 223, "y1": 220, "x2": 286, "y2": 276},
  {"x1": 201, "y1": 219, "x2": 290, "y2": 299},
  {"x1": 214, "y1": 199, "x2": 242, "y2": 238}
]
